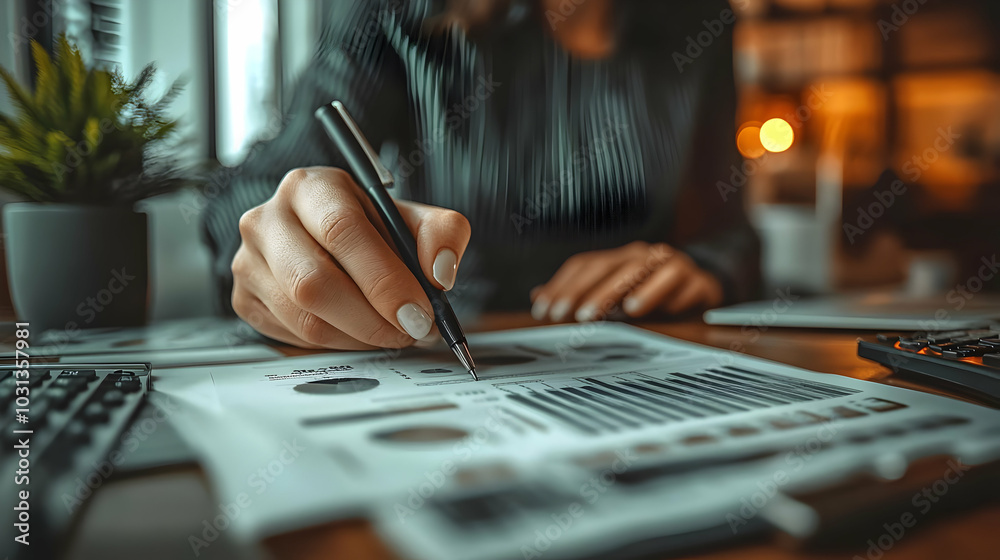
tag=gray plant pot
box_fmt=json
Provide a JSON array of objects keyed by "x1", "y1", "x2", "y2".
[{"x1": 3, "y1": 203, "x2": 149, "y2": 331}]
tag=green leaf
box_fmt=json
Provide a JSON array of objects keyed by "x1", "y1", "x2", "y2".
[
  {"x1": 0, "y1": 33, "x2": 186, "y2": 203},
  {"x1": 30, "y1": 40, "x2": 63, "y2": 127},
  {"x1": 56, "y1": 35, "x2": 86, "y2": 100},
  {"x1": 0, "y1": 112, "x2": 18, "y2": 144},
  {"x1": 0, "y1": 66, "x2": 42, "y2": 124}
]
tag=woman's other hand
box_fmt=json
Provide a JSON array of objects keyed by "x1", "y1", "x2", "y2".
[{"x1": 530, "y1": 241, "x2": 723, "y2": 322}]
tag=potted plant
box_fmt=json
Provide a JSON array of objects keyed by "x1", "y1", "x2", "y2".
[{"x1": 0, "y1": 35, "x2": 186, "y2": 330}]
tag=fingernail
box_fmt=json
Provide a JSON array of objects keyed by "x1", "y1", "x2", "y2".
[
  {"x1": 531, "y1": 297, "x2": 550, "y2": 321},
  {"x1": 623, "y1": 297, "x2": 641, "y2": 315},
  {"x1": 575, "y1": 304, "x2": 597, "y2": 323},
  {"x1": 397, "y1": 303, "x2": 432, "y2": 339},
  {"x1": 432, "y1": 249, "x2": 458, "y2": 291},
  {"x1": 550, "y1": 299, "x2": 572, "y2": 321}
]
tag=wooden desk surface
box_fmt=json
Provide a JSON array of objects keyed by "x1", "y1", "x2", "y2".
[{"x1": 72, "y1": 314, "x2": 1000, "y2": 560}]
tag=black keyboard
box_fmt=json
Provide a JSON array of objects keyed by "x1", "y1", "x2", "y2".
[
  {"x1": 858, "y1": 328, "x2": 1000, "y2": 406},
  {"x1": 1, "y1": 364, "x2": 150, "y2": 559}
]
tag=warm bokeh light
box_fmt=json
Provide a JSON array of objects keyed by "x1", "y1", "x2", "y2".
[
  {"x1": 759, "y1": 118, "x2": 794, "y2": 153},
  {"x1": 736, "y1": 124, "x2": 766, "y2": 158}
]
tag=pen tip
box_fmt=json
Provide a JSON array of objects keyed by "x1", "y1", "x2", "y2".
[{"x1": 470, "y1": 369, "x2": 478, "y2": 381}]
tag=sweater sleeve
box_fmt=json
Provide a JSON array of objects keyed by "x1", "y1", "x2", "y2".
[{"x1": 200, "y1": 0, "x2": 408, "y2": 314}]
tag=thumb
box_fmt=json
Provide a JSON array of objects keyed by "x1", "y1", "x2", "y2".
[{"x1": 396, "y1": 199, "x2": 472, "y2": 291}]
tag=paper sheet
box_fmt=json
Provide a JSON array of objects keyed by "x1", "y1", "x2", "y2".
[
  {"x1": 5, "y1": 317, "x2": 284, "y2": 365},
  {"x1": 153, "y1": 323, "x2": 1000, "y2": 560}
]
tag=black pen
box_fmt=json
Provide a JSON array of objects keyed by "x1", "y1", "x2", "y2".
[{"x1": 315, "y1": 101, "x2": 478, "y2": 381}]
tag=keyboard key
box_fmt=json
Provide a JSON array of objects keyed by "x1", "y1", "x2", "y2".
[
  {"x1": 62, "y1": 420, "x2": 91, "y2": 445},
  {"x1": 0, "y1": 384, "x2": 14, "y2": 409},
  {"x1": 27, "y1": 370, "x2": 51, "y2": 387},
  {"x1": 898, "y1": 338, "x2": 929, "y2": 351},
  {"x1": 978, "y1": 338, "x2": 1000, "y2": 347},
  {"x1": 60, "y1": 369, "x2": 98, "y2": 382},
  {"x1": 942, "y1": 345, "x2": 992, "y2": 358},
  {"x1": 52, "y1": 377, "x2": 88, "y2": 392},
  {"x1": 925, "y1": 331, "x2": 970, "y2": 343},
  {"x1": 983, "y1": 354, "x2": 1000, "y2": 368},
  {"x1": 82, "y1": 402, "x2": 109, "y2": 424},
  {"x1": 26, "y1": 400, "x2": 52, "y2": 430},
  {"x1": 102, "y1": 390, "x2": 126, "y2": 407},
  {"x1": 928, "y1": 340, "x2": 978, "y2": 352},
  {"x1": 114, "y1": 378, "x2": 142, "y2": 393},
  {"x1": 45, "y1": 387, "x2": 73, "y2": 409}
]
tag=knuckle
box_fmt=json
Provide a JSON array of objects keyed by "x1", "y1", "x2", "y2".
[
  {"x1": 231, "y1": 290, "x2": 252, "y2": 319},
  {"x1": 319, "y1": 209, "x2": 363, "y2": 249},
  {"x1": 278, "y1": 168, "x2": 309, "y2": 193},
  {"x1": 627, "y1": 240, "x2": 650, "y2": 255},
  {"x1": 287, "y1": 263, "x2": 326, "y2": 310},
  {"x1": 295, "y1": 310, "x2": 328, "y2": 345},
  {"x1": 325, "y1": 167, "x2": 354, "y2": 186},
  {"x1": 362, "y1": 269, "x2": 399, "y2": 305},
  {"x1": 230, "y1": 246, "x2": 246, "y2": 276},
  {"x1": 564, "y1": 253, "x2": 586, "y2": 268},
  {"x1": 231, "y1": 244, "x2": 257, "y2": 279},
  {"x1": 237, "y1": 207, "x2": 261, "y2": 238},
  {"x1": 647, "y1": 243, "x2": 673, "y2": 266}
]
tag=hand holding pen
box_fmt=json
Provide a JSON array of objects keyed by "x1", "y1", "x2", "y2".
[{"x1": 229, "y1": 105, "x2": 477, "y2": 379}]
